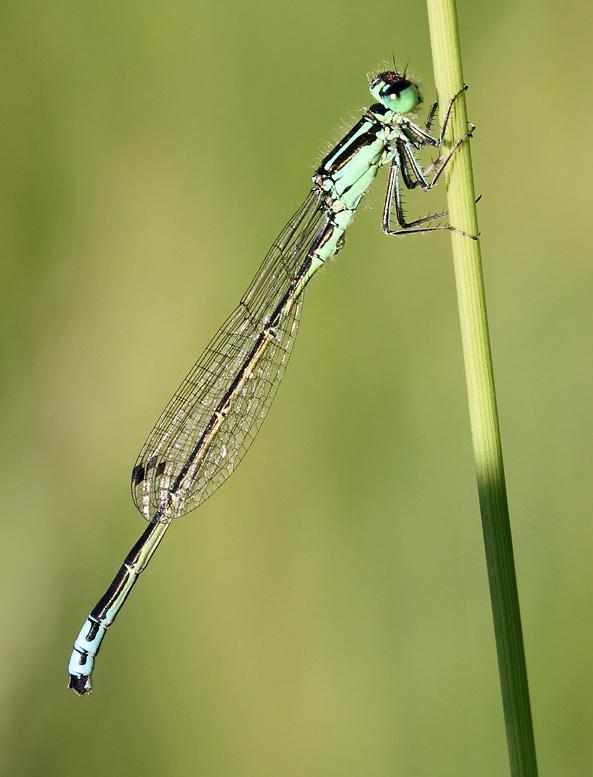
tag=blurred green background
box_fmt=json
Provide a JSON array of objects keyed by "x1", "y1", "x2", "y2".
[{"x1": 2, "y1": 0, "x2": 592, "y2": 775}]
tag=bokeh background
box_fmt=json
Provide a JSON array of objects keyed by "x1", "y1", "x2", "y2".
[{"x1": 2, "y1": 0, "x2": 592, "y2": 775}]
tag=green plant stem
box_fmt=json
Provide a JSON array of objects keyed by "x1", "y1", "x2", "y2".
[{"x1": 425, "y1": 2, "x2": 539, "y2": 776}]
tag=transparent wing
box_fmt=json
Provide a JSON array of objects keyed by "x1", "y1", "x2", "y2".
[{"x1": 132, "y1": 188, "x2": 328, "y2": 521}]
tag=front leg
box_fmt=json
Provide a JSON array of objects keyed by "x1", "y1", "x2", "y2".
[
  {"x1": 424, "y1": 101, "x2": 438, "y2": 133},
  {"x1": 399, "y1": 126, "x2": 473, "y2": 192},
  {"x1": 402, "y1": 84, "x2": 469, "y2": 148}
]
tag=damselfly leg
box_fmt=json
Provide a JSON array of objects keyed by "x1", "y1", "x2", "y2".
[{"x1": 382, "y1": 86, "x2": 476, "y2": 238}]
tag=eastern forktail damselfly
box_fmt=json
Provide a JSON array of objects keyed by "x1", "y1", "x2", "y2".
[{"x1": 68, "y1": 67, "x2": 474, "y2": 695}]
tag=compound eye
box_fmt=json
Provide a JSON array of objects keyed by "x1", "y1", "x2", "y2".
[
  {"x1": 382, "y1": 81, "x2": 419, "y2": 114},
  {"x1": 370, "y1": 72, "x2": 421, "y2": 113}
]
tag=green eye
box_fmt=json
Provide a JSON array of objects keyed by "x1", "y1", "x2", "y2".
[
  {"x1": 369, "y1": 73, "x2": 420, "y2": 114},
  {"x1": 386, "y1": 84, "x2": 419, "y2": 114}
]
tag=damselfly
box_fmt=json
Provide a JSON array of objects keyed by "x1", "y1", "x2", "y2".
[{"x1": 68, "y1": 67, "x2": 474, "y2": 694}]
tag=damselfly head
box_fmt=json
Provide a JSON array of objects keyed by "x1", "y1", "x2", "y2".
[{"x1": 370, "y1": 71, "x2": 422, "y2": 114}]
